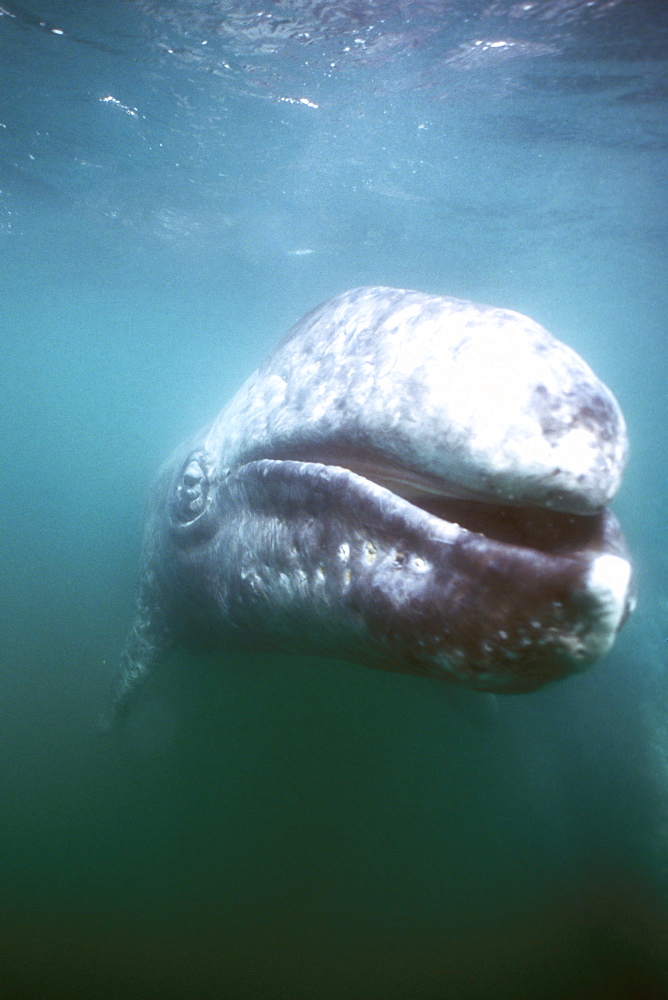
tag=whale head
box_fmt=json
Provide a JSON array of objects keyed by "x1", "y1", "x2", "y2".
[{"x1": 106, "y1": 287, "x2": 634, "y2": 725}]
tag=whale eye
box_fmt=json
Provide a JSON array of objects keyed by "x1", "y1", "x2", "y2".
[{"x1": 174, "y1": 451, "x2": 212, "y2": 525}]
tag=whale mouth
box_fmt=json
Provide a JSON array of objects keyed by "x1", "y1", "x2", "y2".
[
  {"x1": 325, "y1": 460, "x2": 614, "y2": 557},
  {"x1": 236, "y1": 446, "x2": 628, "y2": 562},
  {"x1": 388, "y1": 490, "x2": 614, "y2": 557}
]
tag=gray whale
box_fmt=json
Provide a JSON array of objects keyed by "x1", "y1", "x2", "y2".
[{"x1": 105, "y1": 287, "x2": 633, "y2": 726}]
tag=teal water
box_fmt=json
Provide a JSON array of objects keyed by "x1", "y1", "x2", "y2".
[{"x1": 1, "y1": 2, "x2": 667, "y2": 997}]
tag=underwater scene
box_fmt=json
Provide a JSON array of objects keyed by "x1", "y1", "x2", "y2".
[{"x1": 1, "y1": 1, "x2": 667, "y2": 997}]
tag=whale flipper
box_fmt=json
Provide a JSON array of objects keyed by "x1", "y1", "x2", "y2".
[{"x1": 102, "y1": 574, "x2": 175, "y2": 730}]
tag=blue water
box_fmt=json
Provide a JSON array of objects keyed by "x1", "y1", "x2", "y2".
[{"x1": 1, "y1": 2, "x2": 667, "y2": 997}]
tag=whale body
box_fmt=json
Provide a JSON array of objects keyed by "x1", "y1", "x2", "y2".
[{"x1": 105, "y1": 287, "x2": 633, "y2": 726}]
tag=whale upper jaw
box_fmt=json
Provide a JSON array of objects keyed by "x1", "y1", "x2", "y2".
[
  {"x1": 206, "y1": 286, "x2": 628, "y2": 518},
  {"x1": 189, "y1": 456, "x2": 633, "y2": 694}
]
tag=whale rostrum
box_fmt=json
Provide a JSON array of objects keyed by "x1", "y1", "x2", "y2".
[{"x1": 105, "y1": 287, "x2": 633, "y2": 726}]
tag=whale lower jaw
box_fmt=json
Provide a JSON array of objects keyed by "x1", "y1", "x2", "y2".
[{"x1": 211, "y1": 459, "x2": 633, "y2": 693}]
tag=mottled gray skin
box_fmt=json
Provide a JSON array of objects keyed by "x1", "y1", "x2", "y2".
[{"x1": 105, "y1": 287, "x2": 633, "y2": 726}]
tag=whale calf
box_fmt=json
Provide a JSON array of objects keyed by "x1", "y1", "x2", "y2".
[{"x1": 105, "y1": 286, "x2": 633, "y2": 726}]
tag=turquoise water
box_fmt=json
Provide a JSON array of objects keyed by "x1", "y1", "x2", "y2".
[{"x1": 1, "y1": 2, "x2": 667, "y2": 997}]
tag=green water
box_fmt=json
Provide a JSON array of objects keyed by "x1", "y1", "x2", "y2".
[{"x1": 0, "y1": 2, "x2": 667, "y2": 997}]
